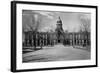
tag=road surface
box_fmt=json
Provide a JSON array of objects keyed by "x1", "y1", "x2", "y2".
[{"x1": 23, "y1": 44, "x2": 90, "y2": 62}]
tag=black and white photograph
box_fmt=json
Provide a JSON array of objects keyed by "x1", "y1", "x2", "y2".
[
  {"x1": 22, "y1": 10, "x2": 91, "y2": 62},
  {"x1": 11, "y1": 1, "x2": 97, "y2": 72}
]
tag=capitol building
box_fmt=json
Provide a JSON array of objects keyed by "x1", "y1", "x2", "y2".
[{"x1": 23, "y1": 16, "x2": 90, "y2": 49}]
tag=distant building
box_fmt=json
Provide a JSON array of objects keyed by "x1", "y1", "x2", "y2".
[
  {"x1": 55, "y1": 16, "x2": 65, "y2": 43},
  {"x1": 23, "y1": 17, "x2": 90, "y2": 48}
]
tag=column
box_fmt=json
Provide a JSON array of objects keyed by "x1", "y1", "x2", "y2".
[
  {"x1": 76, "y1": 39, "x2": 77, "y2": 45},
  {"x1": 43, "y1": 35, "x2": 44, "y2": 46},
  {"x1": 39, "y1": 38, "x2": 41, "y2": 46},
  {"x1": 75, "y1": 35, "x2": 76, "y2": 45},
  {"x1": 73, "y1": 33, "x2": 74, "y2": 46},
  {"x1": 35, "y1": 34, "x2": 37, "y2": 46},
  {"x1": 82, "y1": 39, "x2": 84, "y2": 46},
  {"x1": 32, "y1": 38, "x2": 34, "y2": 46}
]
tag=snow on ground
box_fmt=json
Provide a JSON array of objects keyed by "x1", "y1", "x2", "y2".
[{"x1": 23, "y1": 44, "x2": 90, "y2": 62}]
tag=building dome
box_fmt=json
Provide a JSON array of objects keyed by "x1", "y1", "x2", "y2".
[{"x1": 57, "y1": 16, "x2": 62, "y2": 24}]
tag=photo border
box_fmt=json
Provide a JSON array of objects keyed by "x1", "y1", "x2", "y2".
[{"x1": 11, "y1": 1, "x2": 98, "y2": 72}]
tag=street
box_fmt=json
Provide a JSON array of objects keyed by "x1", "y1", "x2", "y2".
[{"x1": 23, "y1": 44, "x2": 90, "y2": 62}]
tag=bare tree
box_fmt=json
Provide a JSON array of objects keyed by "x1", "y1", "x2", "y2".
[
  {"x1": 79, "y1": 14, "x2": 91, "y2": 32},
  {"x1": 23, "y1": 14, "x2": 44, "y2": 49},
  {"x1": 29, "y1": 15, "x2": 44, "y2": 49},
  {"x1": 79, "y1": 15, "x2": 91, "y2": 33},
  {"x1": 28, "y1": 15, "x2": 42, "y2": 32}
]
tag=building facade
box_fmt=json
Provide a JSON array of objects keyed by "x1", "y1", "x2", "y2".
[{"x1": 23, "y1": 17, "x2": 91, "y2": 48}]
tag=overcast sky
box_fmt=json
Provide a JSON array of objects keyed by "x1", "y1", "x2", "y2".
[{"x1": 22, "y1": 10, "x2": 91, "y2": 32}]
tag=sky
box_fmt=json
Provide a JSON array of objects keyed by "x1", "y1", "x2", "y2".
[{"x1": 22, "y1": 10, "x2": 91, "y2": 32}]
